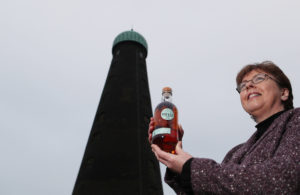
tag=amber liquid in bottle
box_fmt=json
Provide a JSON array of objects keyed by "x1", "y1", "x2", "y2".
[{"x1": 152, "y1": 87, "x2": 178, "y2": 154}]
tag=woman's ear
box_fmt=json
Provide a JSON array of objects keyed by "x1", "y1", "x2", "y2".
[{"x1": 281, "y1": 88, "x2": 289, "y2": 101}]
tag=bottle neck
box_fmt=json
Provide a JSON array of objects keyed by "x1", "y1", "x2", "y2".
[{"x1": 161, "y1": 92, "x2": 172, "y2": 102}]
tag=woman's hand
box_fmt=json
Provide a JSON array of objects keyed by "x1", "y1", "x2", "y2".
[
  {"x1": 148, "y1": 117, "x2": 184, "y2": 143},
  {"x1": 151, "y1": 141, "x2": 193, "y2": 174},
  {"x1": 148, "y1": 117, "x2": 155, "y2": 143}
]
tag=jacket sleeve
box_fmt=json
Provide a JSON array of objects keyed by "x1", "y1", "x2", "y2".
[
  {"x1": 164, "y1": 168, "x2": 188, "y2": 195},
  {"x1": 164, "y1": 144, "x2": 244, "y2": 194},
  {"x1": 164, "y1": 158, "x2": 194, "y2": 195},
  {"x1": 190, "y1": 124, "x2": 300, "y2": 194}
]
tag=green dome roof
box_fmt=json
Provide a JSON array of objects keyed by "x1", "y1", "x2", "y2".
[{"x1": 113, "y1": 30, "x2": 148, "y2": 51}]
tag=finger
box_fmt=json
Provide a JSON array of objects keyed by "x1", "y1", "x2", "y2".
[
  {"x1": 148, "y1": 121, "x2": 155, "y2": 133},
  {"x1": 148, "y1": 128, "x2": 155, "y2": 143},
  {"x1": 178, "y1": 124, "x2": 184, "y2": 141},
  {"x1": 151, "y1": 144, "x2": 173, "y2": 162},
  {"x1": 148, "y1": 128, "x2": 154, "y2": 139},
  {"x1": 177, "y1": 141, "x2": 183, "y2": 148},
  {"x1": 152, "y1": 150, "x2": 169, "y2": 166},
  {"x1": 149, "y1": 118, "x2": 154, "y2": 127},
  {"x1": 148, "y1": 121, "x2": 155, "y2": 136},
  {"x1": 148, "y1": 119, "x2": 156, "y2": 143},
  {"x1": 175, "y1": 141, "x2": 183, "y2": 154},
  {"x1": 149, "y1": 119, "x2": 154, "y2": 125},
  {"x1": 148, "y1": 120, "x2": 154, "y2": 129},
  {"x1": 148, "y1": 134, "x2": 152, "y2": 143},
  {"x1": 152, "y1": 149, "x2": 159, "y2": 159},
  {"x1": 151, "y1": 144, "x2": 161, "y2": 152}
]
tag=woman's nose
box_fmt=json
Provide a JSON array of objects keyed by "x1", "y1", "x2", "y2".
[{"x1": 245, "y1": 80, "x2": 255, "y2": 90}]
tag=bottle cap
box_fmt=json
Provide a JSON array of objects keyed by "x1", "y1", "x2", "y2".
[{"x1": 162, "y1": 87, "x2": 172, "y2": 94}]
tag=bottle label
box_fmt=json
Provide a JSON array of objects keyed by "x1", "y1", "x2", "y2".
[
  {"x1": 152, "y1": 127, "x2": 171, "y2": 137},
  {"x1": 161, "y1": 108, "x2": 174, "y2": 120}
]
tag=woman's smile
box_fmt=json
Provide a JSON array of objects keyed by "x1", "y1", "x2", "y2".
[{"x1": 247, "y1": 92, "x2": 261, "y2": 100}]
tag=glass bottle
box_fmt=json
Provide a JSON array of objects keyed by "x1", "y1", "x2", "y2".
[{"x1": 152, "y1": 87, "x2": 178, "y2": 154}]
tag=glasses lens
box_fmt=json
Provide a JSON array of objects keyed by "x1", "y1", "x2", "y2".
[
  {"x1": 253, "y1": 74, "x2": 266, "y2": 84},
  {"x1": 238, "y1": 82, "x2": 247, "y2": 92}
]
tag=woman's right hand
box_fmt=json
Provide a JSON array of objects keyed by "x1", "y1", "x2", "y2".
[
  {"x1": 148, "y1": 117, "x2": 184, "y2": 143},
  {"x1": 148, "y1": 117, "x2": 155, "y2": 143}
]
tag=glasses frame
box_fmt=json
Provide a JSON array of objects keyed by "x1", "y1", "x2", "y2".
[{"x1": 236, "y1": 73, "x2": 275, "y2": 93}]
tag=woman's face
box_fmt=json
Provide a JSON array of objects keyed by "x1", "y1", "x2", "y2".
[{"x1": 239, "y1": 69, "x2": 288, "y2": 123}]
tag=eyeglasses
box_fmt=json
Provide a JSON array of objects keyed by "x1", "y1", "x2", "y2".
[{"x1": 236, "y1": 73, "x2": 275, "y2": 93}]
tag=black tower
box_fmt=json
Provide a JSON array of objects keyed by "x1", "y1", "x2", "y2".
[{"x1": 73, "y1": 30, "x2": 163, "y2": 195}]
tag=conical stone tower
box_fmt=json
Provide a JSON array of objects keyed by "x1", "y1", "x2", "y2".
[{"x1": 73, "y1": 30, "x2": 163, "y2": 195}]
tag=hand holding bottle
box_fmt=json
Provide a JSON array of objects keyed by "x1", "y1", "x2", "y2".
[{"x1": 151, "y1": 141, "x2": 192, "y2": 174}]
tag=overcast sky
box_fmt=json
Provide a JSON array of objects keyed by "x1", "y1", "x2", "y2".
[{"x1": 1, "y1": 0, "x2": 300, "y2": 194}]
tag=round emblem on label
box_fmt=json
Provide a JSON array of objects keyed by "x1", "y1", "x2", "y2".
[{"x1": 161, "y1": 108, "x2": 174, "y2": 120}]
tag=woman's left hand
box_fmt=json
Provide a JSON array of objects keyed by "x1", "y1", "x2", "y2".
[{"x1": 151, "y1": 141, "x2": 193, "y2": 174}]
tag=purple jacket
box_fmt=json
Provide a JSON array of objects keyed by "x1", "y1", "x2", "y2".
[{"x1": 165, "y1": 108, "x2": 300, "y2": 194}]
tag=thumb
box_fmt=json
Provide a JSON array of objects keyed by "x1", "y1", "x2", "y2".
[
  {"x1": 178, "y1": 124, "x2": 184, "y2": 141},
  {"x1": 175, "y1": 141, "x2": 183, "y2": 154}
]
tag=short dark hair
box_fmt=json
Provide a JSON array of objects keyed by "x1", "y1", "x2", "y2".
[{"x1": 236, "y1": 61, "x2": 294, "y2": 110}]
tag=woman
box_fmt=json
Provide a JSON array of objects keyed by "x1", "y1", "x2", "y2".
[{"x1": 149, "y1": 61, "x2": 300, "y2": 194}]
